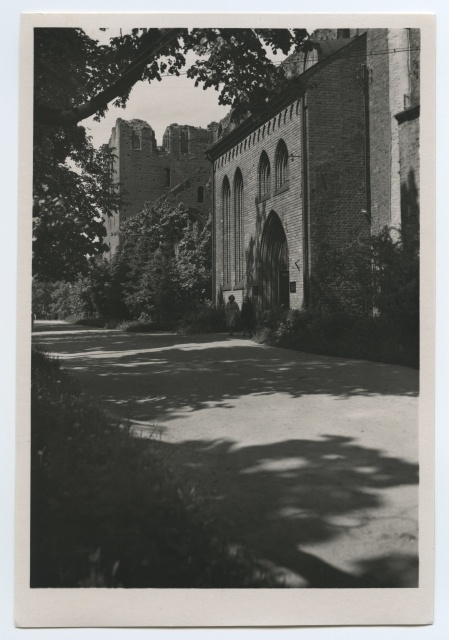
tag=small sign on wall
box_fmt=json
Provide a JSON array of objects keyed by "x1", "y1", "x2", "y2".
[{"x1": 289, "y1": 281, "x2": 296, "y2": 293}]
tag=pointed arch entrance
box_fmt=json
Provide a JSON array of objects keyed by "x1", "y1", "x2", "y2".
[{"x1": 259, "y1": 211, "x2": 290, "y2": 310}]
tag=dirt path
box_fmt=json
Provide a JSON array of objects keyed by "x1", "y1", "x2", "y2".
[{"x1": 33, "y1": 320, "x2": 419, "y2": 587}]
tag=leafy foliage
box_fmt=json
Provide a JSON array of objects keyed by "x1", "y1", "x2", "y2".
[
  {"x1": 34, "y1": 27, "x2": 311, "y2": 279},
  {"x1": 312, "y1": 227, "x2": 419, "y2": 327},
  {"x1": 114, "y1": 197, "x2": 212, "y2": 326},
  {"x1": 255, "y1": 228, "x2": 419, "y2": 368},
  {"x1": 183, "y1": 28, "x2": 311, "y2": 120},
  {"x1": 33, "y1": 29, "x2": 124, "y2": 280},
  {"x1": 176, "y1": 301, "x2": 226, "y2": 335},
  {"x1": 32, "y1": 257, "x2": 127, "y2": 320},
  {"x1": 34, "y1": 197, "x2": 213, "y2": 326}
]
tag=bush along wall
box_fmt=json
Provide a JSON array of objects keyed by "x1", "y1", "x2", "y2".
[{"x1": 255, "y1": 227, "x2": 419, "y2": 368}]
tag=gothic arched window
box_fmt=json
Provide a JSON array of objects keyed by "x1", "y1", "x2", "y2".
[
  {"x1": 275, "y1": 140, "x2": 289, "y2": 190},
  {"x1": 163, "y1": 168, "x2": 171, "y2": 187},
  {"x1": 258, "y1": 152, "x2": 271, "y2": 199},
  {"x1": 234, "y1": 169, "x2": 244, "y2": 283},
  {"x1": 222, "y1": 177, "x2": 231, "y2": 284}
]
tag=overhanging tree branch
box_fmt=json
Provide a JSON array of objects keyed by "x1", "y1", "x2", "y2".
[{"x1": 34, "y1": 28, "x2": 186, "y2": 127}]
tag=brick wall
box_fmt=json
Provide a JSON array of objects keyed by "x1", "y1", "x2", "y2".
[
  {"x1": 366, "y1": 29, "x2": 392, "y2": 233},
  {"x1": 387, "y1": 29, "x2": 412, "y2": 230},
  {"x1": 398, "y1": 115, "x2": 420, "y2": 239},
  {"x1": 306, "y1": 35, "x2": 369, "y2": 275},
  {"x1": 365, "y1": 28, "x2": 420, "y2": 233},
  {"x1": 409, "y1": 29, "x2": 421, "y2": 107},
  {"x1": 212, "y1": 36, "x2": 371, "y2": 312},
  {"x1": 213, "y1": 102, "x2": 303, "y2": 310}
]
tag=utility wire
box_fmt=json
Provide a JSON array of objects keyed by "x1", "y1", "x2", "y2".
[{"x1": 153, "y1": 47, "x2": 421, "y2": 78}]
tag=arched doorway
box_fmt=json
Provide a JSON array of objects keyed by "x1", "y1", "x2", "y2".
[{"x1": 259, "y1": 211, "x2": 290, "y2": 310}]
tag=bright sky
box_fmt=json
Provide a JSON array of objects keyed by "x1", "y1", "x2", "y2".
[
  {"x1": 83, "y1": 63, "x2": 231, "y2": 149},
  {"x1": 82, "y1": 27, "x2": 287, "y2": 148},
  {"x1": 82, "y1": 27, "x2": 228, "y2": 147}
]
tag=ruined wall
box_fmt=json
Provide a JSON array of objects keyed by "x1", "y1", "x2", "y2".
[{"x1": 105, "y1": 119, "x2": 214, "y2": 255}]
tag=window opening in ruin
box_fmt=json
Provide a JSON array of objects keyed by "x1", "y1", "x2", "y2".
[
  {"x1": 131, "y1": 130, "x2": 142, "y2": 150},
  {"x1": 275, "y1": 140, "x2": 289, "y2": 190},
  {"x1": 197, "y1": 186, "x2": 204, "y2": 203},
  {"x1": 258, "y1": 152, "x2": 271, "y2": 198},
  {"x1": 222, "y1": 177, "x2": 231, "y2": 284},
  {"x1": 163, "y1": 168, "x2": 171, "y2": 187},
  {"x1": 163, "y1": 129, "x2": 171, "y2": 152},
  {"x1": 234, "y1": 169, "x2": 244, "y2": 283},
  {"x1": 180, "y1": 128, "x2": 189, "y2": 154}
]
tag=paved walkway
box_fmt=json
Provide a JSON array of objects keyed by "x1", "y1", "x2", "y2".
[{"x1": 33, "y1": 320, "x2": 419, "y2": 587}]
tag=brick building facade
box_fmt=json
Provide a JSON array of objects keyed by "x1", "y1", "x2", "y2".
[
  {"x1": 207, "y1": 28, "x2": 420, "y2": 313},
  {"x1": 104, "y1": 119, "x2": 216, "y2": 255}
]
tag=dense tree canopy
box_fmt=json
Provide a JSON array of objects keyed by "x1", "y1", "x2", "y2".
[
  {"x1": 115, "y1": 197, "x2": 212, "y2": 324},
  {"x1": 34, "y1": 26, "x2": 311, "y2": 280},
  {"x1": 33, "y1": 196, "x2": 213, "y2": 325}
]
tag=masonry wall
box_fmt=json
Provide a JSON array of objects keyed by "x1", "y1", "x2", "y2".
[
  {"x1": 388, "y1": 29, "x2": 413, "y2": 230},
  {"x1": 365, "y1": 28, "x2": 421, "y2": 233},
  {"x1": 398, "y1": 115, "x2": 420, "y2": 240},
  {"x1": 213, "y1": 36, "x2": 373, "y2": 312},
  {"x1": 105, "y1": 119, "x2": 213, "y2": 255},
  {"x1": 213, "y1": 102, "x2": 303, "y2": 310},
  {"x1": 306, "y1": 35, "x2": 369, "y2": 277},
  {"x1": 397, "y1": 28, "x2": 420, "y2": 241},
  {"x1": 409, "y1": 29, "x2": 421, "y2": 107},
  {"x1": 366, "y1": 29, "x2": 392, "y2": 233}
]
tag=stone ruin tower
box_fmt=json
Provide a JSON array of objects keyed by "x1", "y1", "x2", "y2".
[{"x1": 104, "y1": 118, "x2": 217, "y2": 255}]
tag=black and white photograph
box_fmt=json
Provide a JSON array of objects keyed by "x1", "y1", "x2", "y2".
[{"x1": 14, "y1": 11, "x2": 436, "y2": 629}]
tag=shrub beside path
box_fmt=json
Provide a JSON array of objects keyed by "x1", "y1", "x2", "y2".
[{"x1": 33, "y1": 320, "x2": 419, "y2": 588}]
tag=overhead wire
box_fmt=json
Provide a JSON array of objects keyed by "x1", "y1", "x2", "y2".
[{"x1": 152, "y1": 47, "x2": 421, "y2": 78}]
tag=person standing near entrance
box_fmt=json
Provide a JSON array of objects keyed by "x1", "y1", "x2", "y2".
[
  {"x1": 240, "y1": 296, "x2": 254, "y2": 337},
  {"x1": 225, "y1": 295, "x2": 239, "y2": 336}
]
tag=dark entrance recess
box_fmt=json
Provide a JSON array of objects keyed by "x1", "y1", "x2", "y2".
[{"x1": 259, "y1": 211, "x2": 290, "y2": 310}]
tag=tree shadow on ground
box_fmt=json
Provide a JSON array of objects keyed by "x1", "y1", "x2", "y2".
[
  {"x1": 32, "y1": 325, "x2": 419, "y2": 588},
  {"x1": 155, "y1": 435, "x2": 419, "y2": 588},
  {"x1": 32, "y1": 329, "x2": 419, "y2": 426}
]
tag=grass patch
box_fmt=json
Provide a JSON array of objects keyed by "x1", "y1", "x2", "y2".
[
  {"x1": 31, "y1": 349, "x2": 275, "y2": 588},
  {"x1": 115, "y1": 319, "x2": 166, "y2": 332}
]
